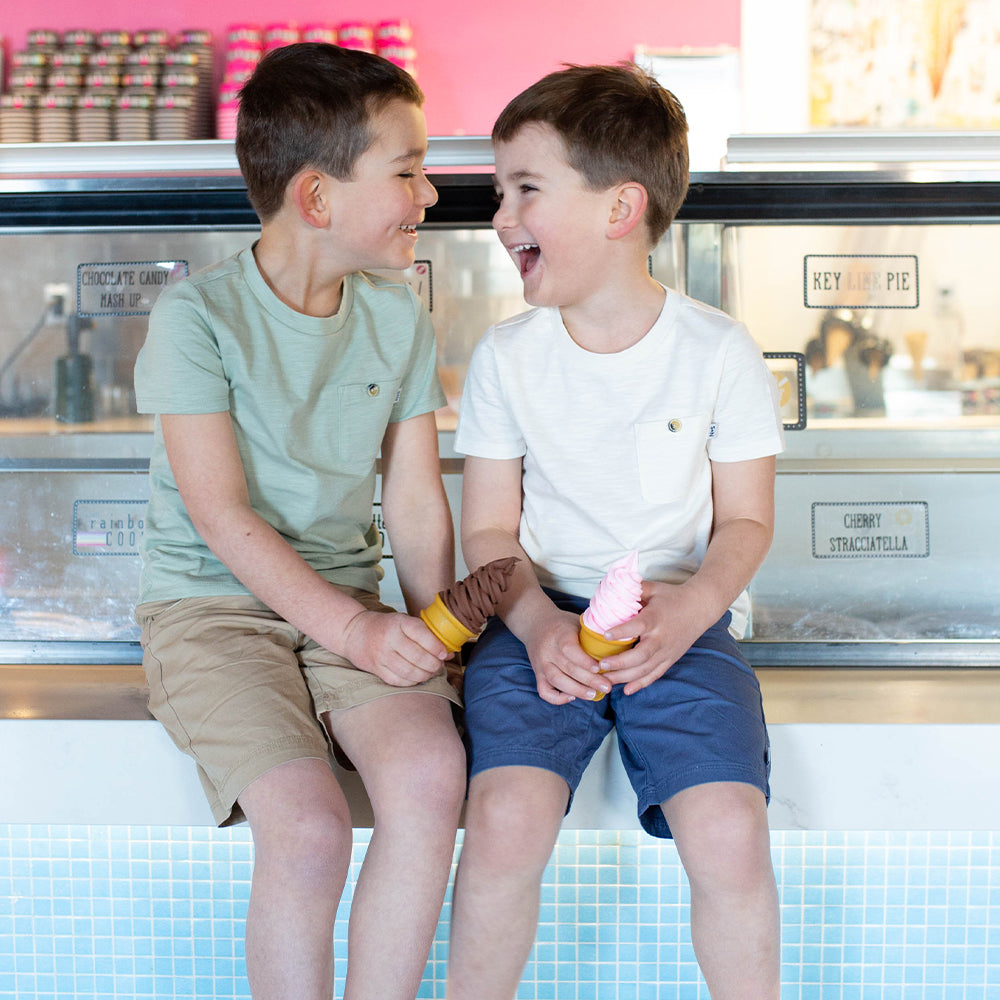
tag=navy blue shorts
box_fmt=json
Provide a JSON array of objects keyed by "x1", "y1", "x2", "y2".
[{"x1": 461, "y1": 590, "x2": 770, "y2": 839}]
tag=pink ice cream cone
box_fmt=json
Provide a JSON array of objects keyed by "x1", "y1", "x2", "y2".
[{"x1": 579, "y1": 550, "x2": 642, "y2": 700}]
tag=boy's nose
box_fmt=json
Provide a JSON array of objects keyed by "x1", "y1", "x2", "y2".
[
  {"x1": 492, "y1": 199, "x2": 511, "y2": 232},
  {"x1": 419, "y1": 173, "x2": 438, "y2": 208}
]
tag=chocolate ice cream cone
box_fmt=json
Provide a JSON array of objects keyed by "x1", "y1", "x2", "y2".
[
  {"x1": 420, "y1": 594, "x2": 478, "y2": 653},
  {"x1": 579, "y1": 615, "x2": 635, "y2": 701}
]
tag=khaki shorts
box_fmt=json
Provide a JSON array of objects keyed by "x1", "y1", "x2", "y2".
[{"x1": 136, "y1": 591, "x2": 462, "y2": 826}]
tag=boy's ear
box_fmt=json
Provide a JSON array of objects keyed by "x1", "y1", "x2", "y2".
[
  {"x1": 290, "y1": 169, "x2": 331, "y2": 228},
  {"x1": 607, "y1": 182, "x2": 649, "y2": 240}
]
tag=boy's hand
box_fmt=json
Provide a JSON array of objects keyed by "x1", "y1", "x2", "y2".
[
  {"x1": 341, "y1": 609, "x2": 450, "y2": 687},
  {"x1": 597, "y1": 581, "x2": 715, "y2": 696},
  {"x1": 521, "y1": 608, "x2": 612, "y2": 705}
]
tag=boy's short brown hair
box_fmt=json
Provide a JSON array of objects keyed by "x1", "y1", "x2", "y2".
[
  {"x1": 492, "y1": 63, "x2": 689, "y2": 246},
  {"x1": 236, "y1": 42, "x2": 425, "y2": 222}
]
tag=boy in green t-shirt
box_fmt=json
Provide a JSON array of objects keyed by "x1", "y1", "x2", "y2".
[{"x1": 133, "y1": 43, "x2": 465, "y2": 1000}]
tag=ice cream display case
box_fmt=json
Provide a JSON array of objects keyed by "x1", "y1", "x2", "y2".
[{"x1": 1, "y1": 138, "x2": 999, "y2": 670}]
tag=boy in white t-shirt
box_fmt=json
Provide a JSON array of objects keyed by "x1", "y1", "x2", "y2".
[{"x1": 449, "y1": 65, "x2": 784, "y2": 999}]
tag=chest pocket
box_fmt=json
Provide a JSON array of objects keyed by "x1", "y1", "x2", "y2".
[
  {"x1": 634, "y1": 413, "x2": 710, "y2": 503},
  {"x1": 338, "y1": 378, "x2": 403, "y2": 465}
]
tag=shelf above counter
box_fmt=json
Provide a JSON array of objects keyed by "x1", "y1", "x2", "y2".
[
  {"x1": 0, "y1": 137, "x2": 496, "y2": 178},
  {"x1": 8, "y1": 139, "x2": 1000, "y2": 228}
]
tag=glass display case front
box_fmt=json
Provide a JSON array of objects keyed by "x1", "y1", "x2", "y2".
[
  {"x1": 731, "y1": 221, "x2": 1000, "y2": 655},
  {"x1": 1, "y1": 141, "x2": 998, "y2": 666}
]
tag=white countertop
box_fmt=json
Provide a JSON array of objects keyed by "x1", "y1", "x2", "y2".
[{"x1": 3, "y1": 667, "x2": 1000, "y2": 830}]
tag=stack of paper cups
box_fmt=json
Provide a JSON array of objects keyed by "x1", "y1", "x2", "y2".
[
  {"x1": 376, "y1": 19, "x2": 416, "y2": 75},
  {"x1": 37, "y1": 91, "x2": 75, "y2": 142},
  {"x1": 162, "y1": 53, "x2": 204, "y2": 138},
  {"x1": 63, "y1": 29, "x2": 96, "y2": 49},
  {"x1": 97, "y1": 30, "x2": 130, "y2": 48},
  {"x1": 216, "y1": 80, "x2": 242, "y2": 140},
  {"x1": 178, "y1": 30, "x2": 215, "y2": 138},
  {"x1": 264, "y1": 23, "x2": 299, "y2": 51},
  {"x1": 75, "y1": 92, "x2": 114, "y2": 141},
  {"x1": 0, "y1": 93, "x2": 37, "y2": 143},
  {"x1": 9, "y1": 68, "x2": 46, "y2": 94},
  {"x1": 154, "y1": 92, "x2": 193, "y2": 140},
  {"x1": 301, "y1": 24, "x2": 337, "y2": 44},
  {"x1": 27, "y1": 29, "x2": 61, "y2": 48},
  {"x1": 115, "y1": 91, "x2": 153, "y2": 141},
  {"x1": 337, "y1": 22, "x2": 375, "y2": 52},
  {"x1": 13, "y1": 49, "x2": 50, "y2": 75},
  {"x1": 133, "y1": 29, "x2": 170, "y2": 49},
  {"x1": 220, "y1": 24, "x2": 263, "y2": 140}
]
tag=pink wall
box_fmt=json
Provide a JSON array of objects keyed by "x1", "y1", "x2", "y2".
[{"x1": 1, "y1": 0, "x2": 740, "y2": 135}]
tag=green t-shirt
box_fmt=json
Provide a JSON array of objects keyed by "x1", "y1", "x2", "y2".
[{"x1": 134, "y1": 245, "x2": 445, "y2": 604}]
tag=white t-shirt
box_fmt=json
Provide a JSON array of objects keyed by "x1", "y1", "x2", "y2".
[{"x1": 454, "y1": 287, "x2": 784, "y2": 638}]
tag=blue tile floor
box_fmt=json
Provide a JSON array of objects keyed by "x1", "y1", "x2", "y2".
[{"x1": 1, "y1": 826, "x2": 998, "y2": 999}]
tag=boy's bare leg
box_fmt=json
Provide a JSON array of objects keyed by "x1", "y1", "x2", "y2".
[
  {"x1": 240, "y1": 757, "x2": 354, "y2": 1000},
  {"x1": 662, "y1": 782, "x2": 781, "y2": 1000},
  {"x1": 448, "y1": 766, "x2": 569, "y2": 1000},
  {"x1": 330, "y1": 693, "x2": 466, "y2": 1000}
]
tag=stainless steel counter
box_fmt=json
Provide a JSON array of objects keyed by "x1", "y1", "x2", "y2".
[{"x1": 5, "y1": 662, "x2": 1000, "y2": 724}]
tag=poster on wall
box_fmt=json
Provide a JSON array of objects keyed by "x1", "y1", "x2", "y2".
[{"x1": 810, "y1": 0, "x2": 1000, "y2": 128}]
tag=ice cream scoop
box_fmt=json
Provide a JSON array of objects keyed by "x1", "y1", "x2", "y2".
[
  {"x1": 420, "y1": 556, "x2": 520, "y2": 652},
  {"x1": 579, "y1": 550, "x2": 643, "y2": 700}
]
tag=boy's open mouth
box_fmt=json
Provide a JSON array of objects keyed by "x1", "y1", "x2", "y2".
[{"x1": 510, "y1": 243, "x2": 540, "y2": 278}]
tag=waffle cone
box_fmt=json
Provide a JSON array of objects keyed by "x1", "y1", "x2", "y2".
[
  {"x1": 420, "y1": 593, "x2": 478, "y2": 653},
  {"x1": 578, "y1": 616, "x2": 636, "y2": 701}
]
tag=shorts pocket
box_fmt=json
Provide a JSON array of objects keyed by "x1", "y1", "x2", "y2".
[
  {"x1": 135, "y1": 598, "x2": 185, "y2": 638},
  {"x1": 634, "y1": 412, "x2": 709, "y2": 503}
]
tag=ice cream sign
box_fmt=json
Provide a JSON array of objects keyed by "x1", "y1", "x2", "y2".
[
  {"x1": 77, "y1": 260, "x2": 189, "y2": 317},
  {"x1": 811, "y1": 501, "x2": 929, "y2": 559},
  {"x1": 73, "y1": 500, "x2": 147, "y2": 556},
  {"x1": 804, "y1": 254, "x2": 919, "y2": 310}
]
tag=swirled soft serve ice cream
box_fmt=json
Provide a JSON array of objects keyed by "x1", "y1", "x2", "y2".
[
  {"x1": 420, "y1": 557, "x2": 520, "y2": 652},
  {"x1": 579, "y1": 550, "x2": 643, "y2": 700}
]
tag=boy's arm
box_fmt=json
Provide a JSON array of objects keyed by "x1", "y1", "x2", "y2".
[
  {"x1": 160, "y1": 411, "x2": 449, "y2": 685},
  {"x1": 461, "y1": 454, "x2": 609, "y2": 704},
  {"x1": 601, "y1": 454, "x2": 776, "y2": 695},
  {"x1": 378, "y1": 411, "x2": 454, "y2": 615}
]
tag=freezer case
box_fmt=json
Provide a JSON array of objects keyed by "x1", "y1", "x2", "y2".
[{"x1": 1, "y1": 140, "x2": 998, "y2": 667}]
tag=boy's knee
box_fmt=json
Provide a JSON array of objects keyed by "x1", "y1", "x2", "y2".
[
  {"x1": 372, "y1": 733, "x2": 467, "y2": 822},
  {"x1": 411, "y1": 745, "x2": 467, "y2": 818},
  {"x1": 670, "y1": 784, "x2": 773, "y2": 888},
  {"x1": 465, "y1": 772, "x2": 564, "y2": 868},
  {"x1": 246, "y1": 777, "x2": 354, "y2": 873},
  {"x1": 275, "y1": 811, "x2": 355, "y2": 893}
]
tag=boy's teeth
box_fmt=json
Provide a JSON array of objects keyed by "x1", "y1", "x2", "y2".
[{"x1": 512, "y1": 243, "x2": 538, "y2": 252}]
